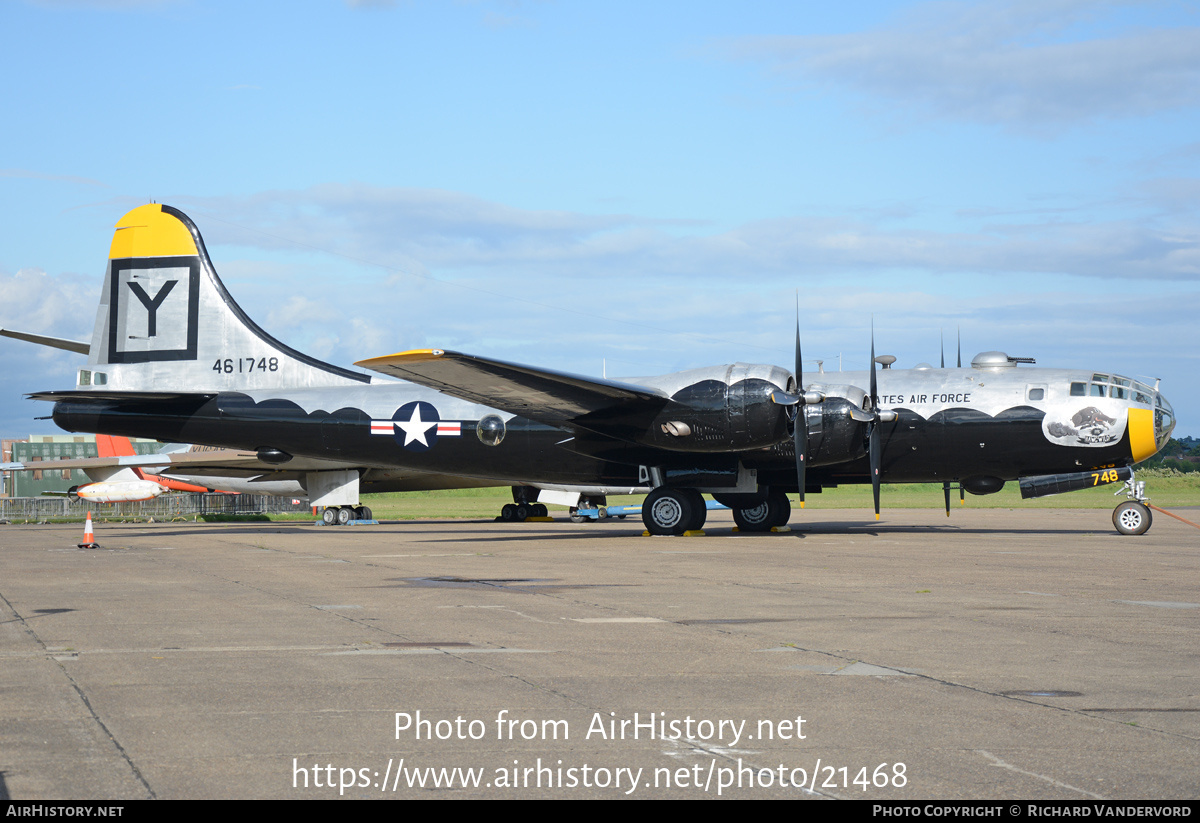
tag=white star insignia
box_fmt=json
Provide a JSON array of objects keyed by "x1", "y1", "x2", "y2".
[{"x1": 394, "y1": 405, "x2": 438, "y2": 447}]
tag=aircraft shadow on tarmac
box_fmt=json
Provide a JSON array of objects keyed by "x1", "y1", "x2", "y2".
[{"x1": 52, "y1": 516, "x2": 1135, "y2": 548}]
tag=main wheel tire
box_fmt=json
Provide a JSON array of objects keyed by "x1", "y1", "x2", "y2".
[
  {"x1": 531, "y1": 503, "x2": 548, "y2": 518},
  {"x1": 336, "y1": 506, "x2": 353, "y2": 526},
  {"x1": 733, "y1": 500, "x2": 772, "y2": 532},
  {"x1": 321, "y1": 507, "x2": 338, "y2": 526},
  {"x1": 643, "y1": 488, "x2": 699, "y2": 536},
  {"x1": 683, "y1": 490, "x2": 707, "y2": 531},
  {"x1": 501, "y1": 503, "x2": 518, "y2": 522},
  {"x1": 514, "y1": 504, "x2": 530, "y2": 521},
  {"x1": 733, "y1": 491, "x2": 791, "y2": 532},
  {"x1": 767, "y1": 490, "x2": 791, "y2": 528},
  {"x1": 1113, "y1": 501, "x2": 1152, "y2": 535}
]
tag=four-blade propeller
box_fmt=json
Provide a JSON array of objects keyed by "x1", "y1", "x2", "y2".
[
  {"x1": 772, "y1": 315, "x2": 896, "y2": 520},
  {"x1": 864, "y1": 323, "x2": 899, "y2": 520}
]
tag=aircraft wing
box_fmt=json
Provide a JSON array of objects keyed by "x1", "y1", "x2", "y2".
[
  {"x1": 356, "y1": 349, "x2": 669, "y2": 427},
  {"x1": 1, "y1": 449, "x2": 362, "y2": 475}
]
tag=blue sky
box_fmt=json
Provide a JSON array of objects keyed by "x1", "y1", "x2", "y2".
[{"x1": 2, "y1": 0, "x2": 1198, "y2": 438}]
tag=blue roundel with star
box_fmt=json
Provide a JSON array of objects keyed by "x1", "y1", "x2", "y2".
[
  {"x1": 369, "y1": 402, "x2": 462, "y2": 451},
  {"x1": 392, "y1": 401, "x2": 442, "y2": 452}
]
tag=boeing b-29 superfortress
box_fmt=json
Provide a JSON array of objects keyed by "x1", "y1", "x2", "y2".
[{"x1": 1, "y1": 205, "x2": 1177, "y2": 535}]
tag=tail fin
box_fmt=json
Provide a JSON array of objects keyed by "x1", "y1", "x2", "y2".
[
  {"x1": 95, "y1": 434, "x2": 136, "y2": 458},
  {"x1": 94, "y1": 434, "x2": 148, "y2": 480},
  {"x1": 84, "y1": 204, "x2": 369, "y2": 392},
  {"x1": 95, "y1": 433, "x2": 221, "y2": 493}
]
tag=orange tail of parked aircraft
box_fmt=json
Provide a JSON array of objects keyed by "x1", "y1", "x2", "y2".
[{"x1": 95, "y1": 434, "x2": 225, "y2": 494}]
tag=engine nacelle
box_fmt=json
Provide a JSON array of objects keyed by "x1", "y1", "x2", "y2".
[
  {"x1": 805, "y1": 397, "x2": 869, "y2": 466},
  {"x1": 643, "y1": 364, "x2": 795, "y2": 453}
]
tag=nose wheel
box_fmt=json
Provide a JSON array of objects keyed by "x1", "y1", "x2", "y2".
[
  {"x1": 1113, "y1": 501, "x2": 1152, "y2": 536},
  {"x1": 1111, "y1": 472, "x2": 1152, "y2": 535}
]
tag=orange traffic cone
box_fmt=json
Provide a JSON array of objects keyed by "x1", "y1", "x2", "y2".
[{"x1": 78, "y1": 511, "x2": 99, "y2": 549}]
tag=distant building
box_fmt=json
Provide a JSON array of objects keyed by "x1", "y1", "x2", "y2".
[{"x1": 2, "y1": 435, "x2": 162, "y2": 498}]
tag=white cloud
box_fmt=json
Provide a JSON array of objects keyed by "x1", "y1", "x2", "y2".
[
  {"x1": 0, "y1": 267, "x2": 100, "y2": 434},
  {"x1": 25, "y1": 0, "x2": 177, "y2": 9},
  {"x1": 178, "y1": 184, "x2": 1200, "y2": 283},
  {"x1": 1, "y1": 168, "x2": 106, "y2": 188},
  {"x1": 721, "y1": 0, "x2": 1200, "y2": 129},
  {"x1": 0, "y1": 267, "x2": 97, "y2": 339}
]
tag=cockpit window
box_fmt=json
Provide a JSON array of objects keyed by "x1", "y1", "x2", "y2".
[{"x1": 1077, "y1": 374, "x2": 1154, "y2": 403}]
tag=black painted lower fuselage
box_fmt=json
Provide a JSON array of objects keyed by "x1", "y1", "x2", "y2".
[{"x1": 50, "y1": 388, "x2": 1135, "y2": 494}]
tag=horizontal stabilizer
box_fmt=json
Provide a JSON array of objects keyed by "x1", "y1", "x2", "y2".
[
  {"x1": 356, "y1": 349, "x2": 668, "y2": 426},
  {"x1": 27, "y1": 390, "x2": 217, "y2": 403},
  {"x1": 0, "y1": 328, "x2": 89, "y2": 355},
  {"x1": 2, "y1": 448, "x2": 365, "y2": 475}
]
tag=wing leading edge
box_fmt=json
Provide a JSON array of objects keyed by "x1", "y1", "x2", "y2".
[{"x1": 355, "y1": 349, "x2": 669, "y2": 427}]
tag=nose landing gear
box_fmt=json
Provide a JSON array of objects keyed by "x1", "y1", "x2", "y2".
[{"x1": 1112, "y1": 474, "x2": 1151, "y2": 536}]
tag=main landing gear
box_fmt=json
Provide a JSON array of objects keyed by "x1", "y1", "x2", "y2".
[
  {"x1": 640, "y1": 488, "x2": 793, "y2": 536},
  {"x1": 729, "y1": 490, "x2": 791, "y2": 533},
  {"x1": 498, "y1": 485, "x2": 549, "y2": 522},
  {"x1": 499, "y1": 502, "x2": 548, "y2": 522},
  {"x1": 642, "y1": 488, "x2": 707, "y2": 535},
  {"x1": 1112, "y1": 473, "x2": 1151, "y2": 536},
  {"x1": 320, "y1": 505, "x2": 372, "y2": 526}
]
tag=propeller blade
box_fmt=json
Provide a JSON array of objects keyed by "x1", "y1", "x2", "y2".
[
  {"x1": 957, "y1": 326, "x2": 962, "y2": 368},
  {"x1": 940, "y1": 328, "x2": 945, "y2": 369},
  {"x1": 942, "y1": 481, "x2": 951, "y2": 517},
  {"x1": 795, "y1": 306, "x2": 806, "y2": 508},
  {"x1": 869, "y1": 420, "x2": 881, "y2": 521},
  {"x1": 796, "y1": 416, "x2": 807, "y2": 509},
  {"x1": 770, "y1": 390, "x2": 800, "y2": 406},
  {"x1": 795, "y1": 294, "x2": 802, "y2": 383},
  {"x1": 869, "y1": 322, "x2": 881, "y2": 520},
  {"x1": 869, "y1": 320, "x2": 878, "y2": 410}
]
